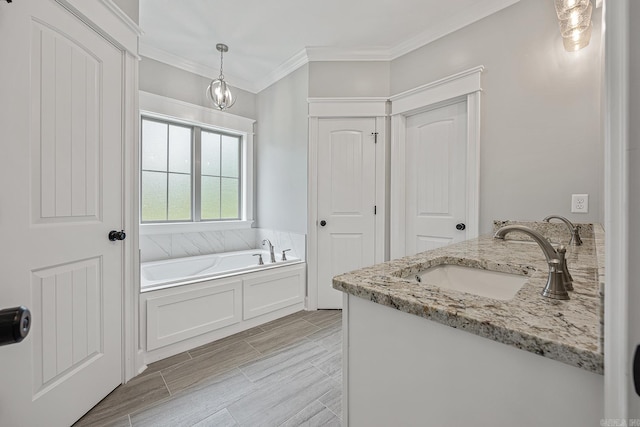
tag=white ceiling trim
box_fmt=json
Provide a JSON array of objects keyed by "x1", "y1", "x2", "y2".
[
  {"x1": 305, "y1": 46, "x2": 391, "y2": 62},
  {"x1": 253, "y1": 48, "x2": 310, "y2": 93},
  {"x1": 140, "y1": 0, "x2": 522, "y2": 95},
  {"x1": 139, "y1": 41, "x2": 258, "y2": 93},
  {"x1": 389, "y1": 0, "x2": 522, "y2": 59}
]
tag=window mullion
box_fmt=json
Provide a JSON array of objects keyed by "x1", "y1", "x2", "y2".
[
  {"x1": 219, "y1": 134, "x2": 223, "y2": 219},
  {"x1": 194, "y1": 126, "x2": 202, "y2": 222},
  {"x1": 165, "y1": 124, "x2": 170, "y2": 221}
]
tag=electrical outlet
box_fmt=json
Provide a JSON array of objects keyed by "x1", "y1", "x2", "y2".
[{"x1": 571, "y1": 194, "x2": 589, "y2": 213}]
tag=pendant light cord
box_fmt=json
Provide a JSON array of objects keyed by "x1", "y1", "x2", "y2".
[{"x1": 219, "y1": 49, "x2": 225, "y2": 80}]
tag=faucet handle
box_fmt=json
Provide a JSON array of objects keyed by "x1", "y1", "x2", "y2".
[
  {"x1": 572, "y1": 225, "x2": 583, "y2": 246},
  {"x1": 253, "y1": 253, "x2": 264, "y2": 265},
  {"x1": 281, "y1": 249, "x2": 291, "y2": 261}
]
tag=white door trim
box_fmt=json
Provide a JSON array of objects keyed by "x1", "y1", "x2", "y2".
[
  {"x1": 55, "y1": 0, "x2": 141, "y2": 56},
  {"x1": 390, "y1": 67, "x2": 483, "y2": 259},
  {"x1": 603, "y1": 0, "x2": 630, "y2": 418},
  {"x1": 307, "y1": 98, "x2": 388, "y2": 310}
]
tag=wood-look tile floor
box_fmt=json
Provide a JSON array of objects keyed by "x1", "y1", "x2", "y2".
[{"x1": 74, "y1": 310, "x2": 342, "y2": 427}]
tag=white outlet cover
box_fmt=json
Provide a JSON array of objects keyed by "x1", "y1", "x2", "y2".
[{"x1": 571, "y1": 194, "x2": 589, "y2": 213}]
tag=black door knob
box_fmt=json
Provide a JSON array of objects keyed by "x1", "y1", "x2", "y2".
[
  {"x1": 320, "y1": 220, "x2": 327, "y2": 227},
  {"x1": 108, "y1": 230, "x2": 126, "y2": 241},
  {"x1": 0, "y1": 306, "x2": 31, "y2": 347},
  {"x1": 634, "y1": 345, "x2": 640, "y2": 396},
  {"x1": 456, "y1": 223, "x2": 466, "y2": 231}
]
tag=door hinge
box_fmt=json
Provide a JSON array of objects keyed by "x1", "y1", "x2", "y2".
[
  {"x1": 372, "y1": 132, "x2": 378, "y2": 144},
  {"x1": 374, "y1": 205, "x2": 377, "y2": 215}
]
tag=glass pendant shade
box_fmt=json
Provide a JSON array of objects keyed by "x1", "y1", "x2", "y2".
[{"x1": 207, "y1": 78, "x2": 236, "y2": 110}]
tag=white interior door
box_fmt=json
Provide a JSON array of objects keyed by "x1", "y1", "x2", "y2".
[
  {"x1": 317, "y1": 118, "x2": 377, "y2": 309},
  {"x1": 405, "y1": 101, "x2": 468, "y2": 255},
  {"x1": 0, "y1": 1, "x2": 124, "y2": 425}
]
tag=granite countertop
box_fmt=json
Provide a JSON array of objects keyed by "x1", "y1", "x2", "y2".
[{"x1": 333, "y1": 223, "x2": 604, "y2": 375}]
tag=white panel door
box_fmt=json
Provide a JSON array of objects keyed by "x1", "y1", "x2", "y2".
[
  {"x1": 405, "y1": 101, "x2": 468, "y2": 255},
  {"x1": 317, "y1": 118, "x2": 376, "y2": 309},
  {"x1": 0, "y1": 1, "x2": 124, "y2": 425}
]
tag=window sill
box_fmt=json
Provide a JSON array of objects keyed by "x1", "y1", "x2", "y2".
[{"x1": 140, "y1": 220, "x2": 255, "y2": 236}]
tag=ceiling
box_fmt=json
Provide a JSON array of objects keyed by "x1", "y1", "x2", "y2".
[{"x1": 139, "y1": 0, "x2": 521, "y2": 93}]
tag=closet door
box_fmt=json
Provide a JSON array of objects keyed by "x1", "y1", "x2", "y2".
[
  {"x1": 0, "y1": 1, "x2": 125, "y2": 425},
  {"x1": 404, "y1": 100, "x2": 468, "y2": 255},
  {"x1": 316, "y1": 118, "x2": 377, "y2": 309}
]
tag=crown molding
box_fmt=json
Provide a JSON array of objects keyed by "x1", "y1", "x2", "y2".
[
  {"x1": 253, "y1": 48, "x2": 310, "y2": 93},
  {"x1": 139, "y1": 42, "x2": 258, "y2": 93},
  {"x1": 305, "y1": 46, "x2": 391, "y2": 62},
  {"x1": 139, "y1": 0, "x2": 521, "y2": 94},
  {"x1": 390, "y1": 0, "x2": 521, "y2": 59}
]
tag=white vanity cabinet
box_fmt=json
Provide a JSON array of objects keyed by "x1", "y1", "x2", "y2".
[{"x1": 342, "y1": 294, "x2": 603, "y2": 427}]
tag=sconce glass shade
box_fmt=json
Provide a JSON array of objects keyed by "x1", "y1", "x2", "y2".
[
  {"x1": 554, "y1": 0, "x2": 590, "y2": 19},
  {"x1": 207, "y1": 78, "x2": 236, "y2": 110},
  {"x1": 562, "y1": 22, "x2": 592, "y2": 51},
  {"x1": 555, "y1": 0, "x2": 592, "y2": 52},
  {"x1": 558, "y1": 2, "x2": 592, "y2": 37}
]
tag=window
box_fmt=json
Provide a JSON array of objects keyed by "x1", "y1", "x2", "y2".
[{"x1": 141, "y1": 117, "x2": 242, "y2": 223}]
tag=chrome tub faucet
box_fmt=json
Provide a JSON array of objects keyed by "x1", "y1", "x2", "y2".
[{"x1": 262, "y1": 239, "x2": 276, "y2": 263}]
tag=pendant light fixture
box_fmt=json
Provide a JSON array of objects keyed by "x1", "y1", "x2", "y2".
[{"x1": 207, "y1": 43, "x2": 236, "y2": 110}]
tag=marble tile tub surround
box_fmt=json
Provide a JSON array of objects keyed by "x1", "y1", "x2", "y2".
[
  {"x1": 139, "y1": 228, "x2": 306, "y2": 263},
  {"x1": 333, "y1": 224, "x2": 605, "y2": 374}
]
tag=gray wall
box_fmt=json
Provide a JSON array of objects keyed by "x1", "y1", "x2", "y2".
[
  {"x1": 113, "y1": 0, "x2": 139, "y2": 24},
  {"x1": 139, "y1": 57, "x2": 257, "y2": 120},
  {"x1": 391, "y1": 0, "x2": 603, "y2": 233},
  {"x1": 628, "y1": 0, "x2": 640, "y2": 417},
  {"x1": 255, "y1": 65, "x2": 309, "y2": 234},
  {"x1": 309, "y1": 61, "x2": 390, "y2": 97}
]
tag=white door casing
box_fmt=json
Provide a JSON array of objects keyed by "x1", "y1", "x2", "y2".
[
  {"x1": 390, "y1": 66, "x2": 482, "y2": 260},
  {"x1": 307, "y1": 98, "x2": 388, "y2": 311},
  {"x1": 0, "y1": 1, "x2": 131, "y2": 425},
  {"x1": 405, "y1": 100, "x2": 468, "y2": 255},
  {"x1": 316, "y1": 118, "x2": 377, "y2": 309}
]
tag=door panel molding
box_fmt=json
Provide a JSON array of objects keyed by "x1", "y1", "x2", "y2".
[
  {"x1": 308, "y1": 100, "x2": 388, "y2": 310},
  {"x1": 390, "y1": 67, "x2": 483, "y2": 259}
]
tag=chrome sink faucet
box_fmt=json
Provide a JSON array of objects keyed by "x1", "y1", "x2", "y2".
[
  {"x1": 494, "y1": 225, "x2": 570, "y2": 300},
  {"x1": 262, "y1": 239, "x2": 276, "y2": 263},
  {"x1": 543, "y1": 215, "x2": 583, "y2": 246}
]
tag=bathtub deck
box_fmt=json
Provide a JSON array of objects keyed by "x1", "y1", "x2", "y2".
[{"x1": 73, "y1": 310, "x2": 343, "y2": 426}]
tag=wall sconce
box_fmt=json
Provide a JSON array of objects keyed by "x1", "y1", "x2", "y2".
[{"x1": 554, "y1": 0, "x2": 593, "y2": 52}]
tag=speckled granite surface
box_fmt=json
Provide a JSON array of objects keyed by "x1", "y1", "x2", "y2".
[{"x1": 333, "y1": 224, "x2": 604, "y2": 375}]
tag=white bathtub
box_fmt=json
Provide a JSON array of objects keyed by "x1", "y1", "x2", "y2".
[{"x1": 141, "y1": 249, "x2": 302, "y2": 291}]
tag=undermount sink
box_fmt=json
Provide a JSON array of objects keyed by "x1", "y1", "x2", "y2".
[{"x1": 414, "y1": 265, "x2": 528, "y2": 300}]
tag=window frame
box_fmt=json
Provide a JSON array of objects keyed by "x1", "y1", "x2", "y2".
[{"x1": 139, "y1": 91, "x2": 255, "y2": 234}]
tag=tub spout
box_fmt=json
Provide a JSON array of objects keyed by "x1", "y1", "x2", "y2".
[{"x1": 262, "y1": 239, "x2": 276, "y2": 263}]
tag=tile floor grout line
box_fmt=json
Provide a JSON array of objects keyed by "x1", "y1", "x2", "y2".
[
  {"x1": 276, "y1": 400, "x2": 315, "y2": 427},
  {"x1": 243, "y1": 338, "x2": 265, "y2": 356},
  {"x1": 225, "y1": 406, "x2": 242, "y2": 427},
  {"x1": 79, "y1": 311, "x2": 343, "y2": 425},
  {"x1": 159, "y1": 371, "x2": 172, "y2": 397},
  {"x1": 319, "y1": 398, "x2": 342, "y2": 421}
]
